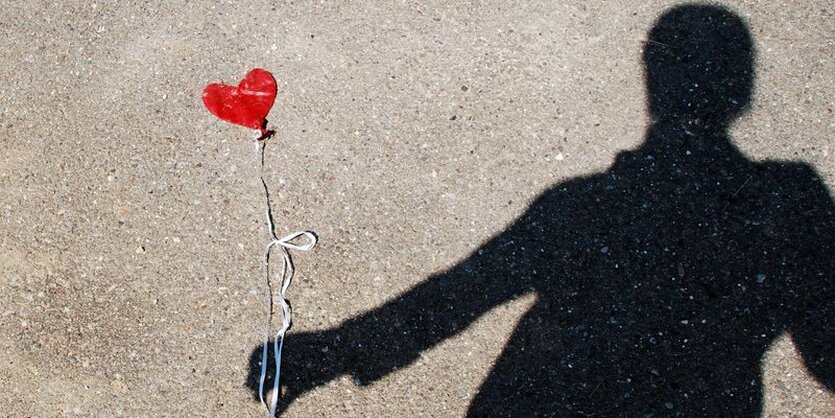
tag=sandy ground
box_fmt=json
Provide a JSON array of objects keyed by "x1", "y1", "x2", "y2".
[{"x1": 1, "y1": 1, "x2": 832, "y2": 417}]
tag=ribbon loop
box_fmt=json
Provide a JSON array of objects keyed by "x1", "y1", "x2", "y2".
[{"x1": 274, "y1": 231, "x2": 318, "y2": 251}]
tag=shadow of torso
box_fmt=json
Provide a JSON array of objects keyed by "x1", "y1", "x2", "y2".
[{"x1": 466, "y1": 120, "x2": 833, "y2": 416}]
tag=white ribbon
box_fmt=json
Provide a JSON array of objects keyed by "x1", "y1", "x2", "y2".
[{"x1": 253, "y1": 136, "x2": 318, "y2": 417}]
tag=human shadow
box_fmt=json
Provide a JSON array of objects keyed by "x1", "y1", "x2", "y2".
[{"x1": 247, "y1": 4, "x2": 834, "y2": 416}]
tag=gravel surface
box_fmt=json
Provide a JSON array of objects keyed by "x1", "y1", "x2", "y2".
[{"x1": 1, "y1": 1, "x2": 832, "y2": 417}]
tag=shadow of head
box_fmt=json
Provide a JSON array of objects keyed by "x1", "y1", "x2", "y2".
[{"x1": 644, "y1": 4, "x2": 754, "y2": 126}]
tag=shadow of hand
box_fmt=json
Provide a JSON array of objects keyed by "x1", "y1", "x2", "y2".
[{"x1": 246, "y1": 328, "x2": 347, "y2": 413}]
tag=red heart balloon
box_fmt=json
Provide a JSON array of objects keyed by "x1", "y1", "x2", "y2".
[{"x1": 202, "y1": 68, "x2": 277, "y2": 131}]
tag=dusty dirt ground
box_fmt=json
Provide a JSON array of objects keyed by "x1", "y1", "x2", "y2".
[{"x1": 1, "y1": 1, "x2": 832, "y2": 417}]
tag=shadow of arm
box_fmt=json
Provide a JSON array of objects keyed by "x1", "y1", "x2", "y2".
[
  {"x1": 254, "y1": 192, "x2": 561, "y2": 409},
  {"x1": 246, "y1": 182, "x2": 582, "y2": 410},
  {"x1": 339, "y1": 213, "x2": 541, "y2": 384},
  {"x1": 782, "y1": 165, "x2": 835, "y2": 391}
]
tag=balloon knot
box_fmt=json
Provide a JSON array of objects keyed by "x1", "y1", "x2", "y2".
[{"x1": 255, "y1": 128, "x2": 275, "y2": 142}]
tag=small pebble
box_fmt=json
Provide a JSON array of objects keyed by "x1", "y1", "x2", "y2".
[{"x1": 110, "y1": 380, "x2": 129, "y2": 396}]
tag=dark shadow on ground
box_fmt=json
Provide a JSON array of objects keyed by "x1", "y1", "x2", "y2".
[{"x1": 247, "y1": 4, "x2": 834, "y2": 416}]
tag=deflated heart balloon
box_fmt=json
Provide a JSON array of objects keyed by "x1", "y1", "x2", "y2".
[{"x1": 202, "y1": 68, "x2": 277, "y2": 131}]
